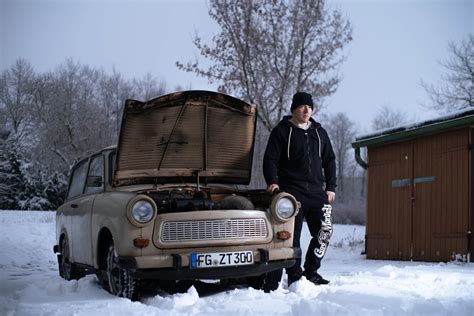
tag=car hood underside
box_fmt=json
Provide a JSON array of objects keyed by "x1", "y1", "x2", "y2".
[{"x1": 114, "y1": 90, "x2": 257, "y2": 186}]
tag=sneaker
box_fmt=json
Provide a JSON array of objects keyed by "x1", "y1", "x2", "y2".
[{"x1": 304, "y1": 272, "x2": 330, "y2": 285}]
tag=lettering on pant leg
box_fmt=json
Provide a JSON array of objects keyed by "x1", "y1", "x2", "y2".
[{"x1": 314, "y1": 204, "x2": 333, "y2": 258}]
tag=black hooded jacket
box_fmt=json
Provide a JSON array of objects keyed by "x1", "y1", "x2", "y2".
[{"x1": 263, "y1": 116, "x2": 337, "y2": 196}]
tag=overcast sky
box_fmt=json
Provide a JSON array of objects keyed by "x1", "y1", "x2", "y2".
[{"x1": 1, "y1": 0, "x2": 472, "y2": 131}]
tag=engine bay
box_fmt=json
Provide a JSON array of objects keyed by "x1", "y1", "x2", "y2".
[{"x1": 144, "y1": 187, "x2": 272, "y2": 214}]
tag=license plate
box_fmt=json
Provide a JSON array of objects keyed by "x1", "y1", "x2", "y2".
[{"x1": 190, "y1": 251, "x2": 254, "y2": 269}]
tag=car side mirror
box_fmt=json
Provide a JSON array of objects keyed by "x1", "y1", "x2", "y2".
[{"x1": 87, "y1": 176, "x2": 103, "y2": 187}]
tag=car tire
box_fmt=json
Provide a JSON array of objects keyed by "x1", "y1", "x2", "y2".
[
  {"x1": 59, "y1": 235, "x2": 85, "y2": 280},
  {"x1": 248, "y1": 268, "x2": 282, "y2": 293},
  {"x1": 96, "y1": 269, "x2": 110, "y2": 292},
  {"x1": 106, "y1": 243, "x2": 140, "y2": 300}
]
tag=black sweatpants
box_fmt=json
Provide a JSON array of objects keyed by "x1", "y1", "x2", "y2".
[{"x1": 286, "y1": 190, "x2": 333, "y2": 277}]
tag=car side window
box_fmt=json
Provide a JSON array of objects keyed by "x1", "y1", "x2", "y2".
[
  {"x1": 85, "y1": 155, "x2": 104, "y2": 194},
  {"x1": 67, "y1": 161, "x2": 88, "y2": 200}
]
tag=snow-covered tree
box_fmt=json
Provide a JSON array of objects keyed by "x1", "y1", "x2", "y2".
[
  {"x1": 0, "y1": 59, "x2": 35, "y2": 136},
  {"x1": 0, "y1": 134, "x2": 53, "y2": 210},
  {"x1": 1, "y1": 58, "x2": 172, "y2": 210}
]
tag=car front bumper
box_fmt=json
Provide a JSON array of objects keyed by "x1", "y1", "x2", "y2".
[{"x1": 116, "y1": 247, "x2": 301, "y2": 280}]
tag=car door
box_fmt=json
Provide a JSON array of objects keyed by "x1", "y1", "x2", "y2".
[
  {"x1": 63, "y1": 159, "x2": 89, "y2": 263},
  {"x1": 72, "y1": 154, "x2": 105, "y2": 265}
]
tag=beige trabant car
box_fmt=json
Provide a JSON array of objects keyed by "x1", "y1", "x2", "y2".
[{"x1": 54, "y1": 90, "x2": 301, "y2": 299}]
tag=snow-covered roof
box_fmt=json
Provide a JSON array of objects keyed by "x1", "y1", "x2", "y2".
[
  {"x1": 353, "y1": 108, "x2": 474, "y2": 148},
  {"x1": 102, "y1": 145, "x2": 117, "y2": 151}
]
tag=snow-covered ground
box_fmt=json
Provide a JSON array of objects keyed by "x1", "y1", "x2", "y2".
[{"x1": 1, "y1": 211, "x2": 473, "y2": 316}]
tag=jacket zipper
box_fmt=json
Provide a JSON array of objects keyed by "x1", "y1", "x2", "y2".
[{"x1": 305, "y1": 132, "x2": 311, "y2": 191}]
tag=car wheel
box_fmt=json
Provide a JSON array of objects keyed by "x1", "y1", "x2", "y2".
[
  {"x1": 59, "y1": 235, "x2": 85, "y2": 280},
  {"x1": 96, "y1": 269, "x2": 110, "y2": 292},
  {"x1": 106, "y1": 243, "x2": 140, "y2": 300},
  {"x1": 248, "y1": 269, "x2": 282, "y2": 293}
]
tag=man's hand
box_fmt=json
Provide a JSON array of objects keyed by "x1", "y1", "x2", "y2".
[
  {"x1": 267, "y1": 184, "x2": 280, "y2": 193},
  {"x1": 326, "y1": 191, "x2": 336, "y2": 204}
]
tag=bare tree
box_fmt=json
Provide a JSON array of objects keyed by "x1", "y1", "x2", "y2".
[
  {"x1": 98, "y1": 68, "x2": 133, "y2": 140},
  {"x1": 29, "y1": 59, "x2": 108, "y2": 172},
  {"x1": 422, "y1": 34, "x2": 474, "y2": 112},
  {"x1": 0, "y1": 59, "x2": 35, "y2": 136},
  {"x1": 177, "y1": 0, "x2": 352, "y2": 131},
  {"x1": 371, "y1": 104, "x2": 409, "y2": 131},
  {"x1": 249, "y1": 121, "x2": 270, "y2": 189},
  {"x1": 131, "y1": 72, "x2": 167, "y2": 101},
  {"x1": 0, "y1": 129, "x2": 11, "y2": 197},
  {"x1": 322, "y1": 112, "x2": 356, "y2": 203},
  {"x1": 173, "y1": 83, "x2": 193, "y2": 92}
]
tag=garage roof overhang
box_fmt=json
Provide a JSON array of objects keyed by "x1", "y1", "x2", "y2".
[{"x1": 352, "y1": 108, "x2": 474, "y2": 169}]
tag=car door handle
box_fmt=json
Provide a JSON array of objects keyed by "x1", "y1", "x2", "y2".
[{"x1": 70, "y1": 203, "x2": 79, "y2": 208}]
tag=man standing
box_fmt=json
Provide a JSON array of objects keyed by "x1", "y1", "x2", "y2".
[{"x1": 263, "y1": 92, "x2": 336, "y2": 286}]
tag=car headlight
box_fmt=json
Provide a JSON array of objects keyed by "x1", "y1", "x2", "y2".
[
  {"x1": 132, "y1": 200, "x2": 154, "y2": 223},
  {"x1": 127, "y1": 196, "x2": 157, "y2": 227},
  {"x1": 275, "y1": 198, "x2": 294, "y2": 219},
  {"x1": 270, "y1": 192, "x2": 299, "y2": 222}
]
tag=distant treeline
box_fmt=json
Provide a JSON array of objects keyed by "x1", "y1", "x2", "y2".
[
  {"x1": 0, "y1": 58, "x2": 367, "y2": 224},
  {"x1": 0, "y1": 58, "x2": 175, "y2": 210}
]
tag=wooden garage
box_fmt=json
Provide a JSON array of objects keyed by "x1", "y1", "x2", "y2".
[{"x1": 352, "y1": 109, "x2": 474, "y2": 262}]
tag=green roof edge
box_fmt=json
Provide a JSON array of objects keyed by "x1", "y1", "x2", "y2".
[{"x1": 352, "y1": 115, "x2": 474, "y2": 149}]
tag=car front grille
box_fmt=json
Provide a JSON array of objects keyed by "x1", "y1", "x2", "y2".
[{"x1": 161, "y1": 218, "x2": 268, "y2": 242}]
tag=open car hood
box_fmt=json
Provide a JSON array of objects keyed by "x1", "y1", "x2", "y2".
[{"x1": 114, "y1": 90, "x2": 257, "y2": 186}]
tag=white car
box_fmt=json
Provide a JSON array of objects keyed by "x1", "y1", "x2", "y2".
[{"x1": 54, "y1": 90, "x2": 301, "y2": 300}]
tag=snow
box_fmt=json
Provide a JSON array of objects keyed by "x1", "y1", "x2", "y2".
[{"x1": 1, "y1": 211, "x2": 473, "y2": 315}]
